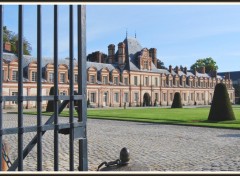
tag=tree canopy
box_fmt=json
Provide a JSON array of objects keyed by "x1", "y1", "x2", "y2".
[
  {"x1": 157, "y1": 59, "x2": 166, "y2": 69},
  {"x1": 3, "y1": 26, "x2": 32, "y2": 55},
  {"x1": 190, "y1": 57, "x2": 218, "y2": 73}
]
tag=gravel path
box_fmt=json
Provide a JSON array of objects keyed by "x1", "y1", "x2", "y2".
[{"x1": 2, "y1": 113, "x2": 240, "y2": 172}]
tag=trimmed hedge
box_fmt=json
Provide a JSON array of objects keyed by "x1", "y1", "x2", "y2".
[
  {"x1": 46, "y1": 86, "x2": 61, "y2": 112},
  {"x1": 208, "y1": 83, "x2": 235, "y2": 121},
  {"x1": 171, "y1": 92, "x2": 182, "y2": 108}
]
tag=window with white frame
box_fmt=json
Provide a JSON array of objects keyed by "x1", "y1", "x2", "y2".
[
  {"x1": 113, "y1": 77, "x2": 118, "y2": 85},
  {"x1": 134, "y1": 76, "x2": 138, "y2": 86},
  {"x1": 12, "y1": 70, "x2": 18, "y2": 81},
  {"x1": 60, "y1": 73, "x2": 65, "y2": 83},
  {"x1": 31, "y1": 71, "x2": 37, "y2": 82},
  {"x1": 90, "y1": 92, "x2": 96, "y2": 103},
  {"x1": 134, "y1": 93, "x2": 138, "y2": 102},
  {"x1": 49, "y1": 72, "x2": 54, "y2": 83},
  {"x1": 103, "y1": 76, "x2": 108, "y2": 84},
  {"x1": 11, "y1": 92, "x2": 18, "y2": 104},
  {"x1": 145, "y1": 77, "x2": 148, "y2": 86},
  {"x1": 90, "y1": 75, "x2": 95, "y2": 83},
  {"x1": 114, "y1": 93, "x2": 119, "y2": 102},
  {"x1": 124, "y1": 93, "x2": 128, "y2": 102},
  {"x1": 124, "y1": 77, "x2": 128, "y2": 85},
  {"x1": 155, "y1": 93, "x2": 158, "y2": 101},
  {"x1": 74, "y1": 74, "x2": 78, "y2": 83}
]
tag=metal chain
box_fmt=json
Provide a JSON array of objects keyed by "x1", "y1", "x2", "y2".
[{"x1": 2, "y1": 143, "x2": 12, "y2": 169}]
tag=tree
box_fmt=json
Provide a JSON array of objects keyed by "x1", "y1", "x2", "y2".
[
  {"x1": 190, "y1": 57, "x2": 218, "y2": 73},
  {"x1": 171, "y1": 92, "x2": 182, "y2": 108},
  {"x1": 46, "y1": 86, "x2": 61, "y2": 112},
  {"x1": 157, "y1": 59, "x2": 166, "y2": 69},
  {"x1": 3, "y1": 26, "x2": 32, "y2": 55},
  {"x1": 208, "y1": 83, "x2": 235, "y2": 121}
]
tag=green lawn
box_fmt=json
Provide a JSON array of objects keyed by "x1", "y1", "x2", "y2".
[{"x1": 24, "y1": 105, "x2": 240, "y2": 129}]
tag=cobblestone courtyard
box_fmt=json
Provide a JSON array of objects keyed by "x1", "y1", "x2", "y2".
[{"x1": 2, "y1": 113, "x2": 240, "y2": 172}]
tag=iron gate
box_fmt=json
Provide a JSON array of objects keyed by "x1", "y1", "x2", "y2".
[{"x1": 0, "y1": 5, "x2": 88, "y2": 171}]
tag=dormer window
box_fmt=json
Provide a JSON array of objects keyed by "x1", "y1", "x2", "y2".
[
  {"x1": 124, "y1": 77, "x2": 128, "y2": 85},
  {"x1": 60, "y1": 73, "x2": 65, "y2": 83},
  {"x1": 12, "y1": 70, "x2": 18, "y2": 81},
  {"x1": 113, "y1": 77, "x2": 118, "y2": 85},
  {"x1": 143, "y1": 61, "x2": 148, "y2": 69},
  {"x1": 32, "y1": 71, "x2": 37, "y2": 82},
  {"x1": 103, "y1": 76, "x2": 108, "y2": 84},
  {"x1": 49, "y1": 72, "x2": 54, "y2": 83},
  {"x1": 90, "y1": 75, "x2": 95, "y2": 83}
]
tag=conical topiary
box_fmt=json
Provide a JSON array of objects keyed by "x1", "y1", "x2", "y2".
[
  {"x1": 171, "y1": 92, "x2": 182, "y2": 108},
  {"x1": 46, "y1": 86, "x2": 61, "y2": 112},
  {"x1": 208, "y1": 83, "x2": 235, "y2": 121}
]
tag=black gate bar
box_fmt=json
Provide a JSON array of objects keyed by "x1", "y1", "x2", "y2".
[
  {"x1": 0, "y1": 4, "x2": 3, "y2": 171},
  {"x1": 37, "y1": 5, "x2": 42, "y2": 171},
  {"x1": 17, "y1": 5, "x2": 24, "y2": 171},
  {"x1": 69, "y1": 5, "x2": 74, "y2": 171},
  {"x1": 53, "y1": 5, "x2": 59, "y2": 171}
]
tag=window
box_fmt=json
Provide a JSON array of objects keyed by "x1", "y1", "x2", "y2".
[
  {"x1": 90, "y1": 92, "x2": 96, "y2": 103},
  {"x1": 134, "y1": 76, "x2": 138, "y2": 86},
  {"x1": 114, "y1": 93, "x2": 119, "y2": 102},
  {"x1": 60, "y1": 73, "x2": 65, "y2": 83},
  {"x1": 113, "y1": 77, "x2": 118, "y2": 85},
  {"x1": 145, "y1": 77, "x2": 148, "y2": 86},
  {"x1": 49, "y1": 72, "x2": 54, "y2": 83},
  {"x1": 124, "y1": 77, "x2": 128, "y2": 85},
  {"x1": 124, "y1": 93, "x2": 128, "y2": 102},
  {"x1": 155, "y1": 78, "x2": 158, "y2": 86},
  {"x1": 134, "y1": 93, "x2": 138, "y2": 102},
  {"x1": 31, "y1": 71, "x2": 37, "y2": 82},
  {"x1": 143, "y1": 61, "x2": 148, "y2": 69},
  {"x1": 90, "y1": 75, "x2": 95, "y2": 83},
  {"x1": 169, "y1": 80, "x2": 172, "y2": 87},
  {"x1": 155, "y1": 93, "x2": 158, "y2": 101},
  {"x1": 12, "y1": 70, "x2": 18, "y2": 81},
  {"x1": 74, "y1": 74, "x2": 78, "y2": 83},
  {"x1": 11, "y1": 92, "x2": 18, "y2": 104},
  {"x1": 103, "y1": 76, "x2": 108, "y2": 84},
  {"x1": 184, "y1": 93, "x2": 187, "y2": 101}
]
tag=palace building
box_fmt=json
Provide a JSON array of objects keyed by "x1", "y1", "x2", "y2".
[{"x1": 1, "y1": 37, "x2": 235, "y2": 109}]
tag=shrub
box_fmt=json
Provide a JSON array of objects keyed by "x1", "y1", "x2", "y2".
[
  {"x1": 208, "y1": 83, "x2": 235, "y2": 121},
  {"x1": 171, "y1": 92, "x2": 182, "y2": 108},
  {"x1": 46, "y1": 86, "x2": 61, "y2": 112}
]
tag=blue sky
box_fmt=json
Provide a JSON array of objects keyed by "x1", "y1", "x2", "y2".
[{"x1": 3, "y1": 4, "x2": 240, "y2": 72}]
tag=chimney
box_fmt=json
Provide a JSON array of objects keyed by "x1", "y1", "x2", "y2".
[
  {"x1": 108, "y1": 44, "x2": 115, "y2": 64},
  {"x1": 96, "y1": 51, "x2": 102, "y2": 63},
  {"x1": 225, "y1": 72, "x2": 230, "y2": 80},
  {"x1": 169, "y1": 65, "x2": 172, "y2": 73},
  {"x1": 4, "y1": 42, "x2": 11, "y2": 52},
  {"x1": 149, "y1": 48, "x2": 157, "y2": 67},
  {"x1": 118, "y1": 42, "x2": 125, "y2": 65},
  {"x1": 184, "y1": 67, "x2": 187, "y2": 74},
  {"x1": 211, "y1": 70, "x2": 217, "y2": 78},
  {"x1": 175, "y1": 66, "x2": 179, "y2": 74},
  {"x1": 194, "y1": 67, "x2": 197, "y2": 76},
  {"x1": 201, "y1": 66, "x2": 205, "y2": 74}
]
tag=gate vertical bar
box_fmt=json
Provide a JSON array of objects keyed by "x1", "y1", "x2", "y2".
[
  {"x1": 77, "y1": 5, "x2": 88, "y2": 171},
  {"x1": 69, "y1": 5, "x2": 74, "y2": 171},
  {"x1": 0, "y1": 5, "x2": 3, "y2": 171},
  {"x1": 37, "y1": 5, "x2": 42, "y2": 171},
  {"x1": 53, "y1": 5, "x2": 59, "y2": 171},
  {"x1": 18, "y1": 5, "x2": 24, "y2": 171}
]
